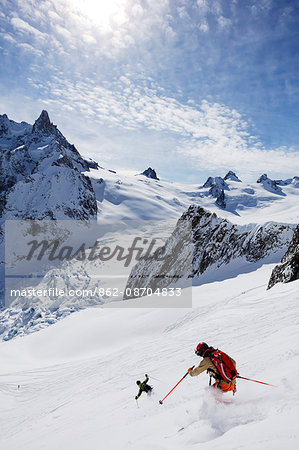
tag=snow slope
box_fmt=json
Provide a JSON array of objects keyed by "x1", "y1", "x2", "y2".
[
  {"x1": 88, "y1": 167, "x2": 299, "y2": 225},
  {"x1": 0, "y1": 265, "x2": 298, "y2": 449}
]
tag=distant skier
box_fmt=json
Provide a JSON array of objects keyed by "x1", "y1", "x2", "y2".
[
  {"x1": 188, "y1": 342, "x2": 238, "y2": 394},
  {"x1": 135, "y1": 374, "x2": 153, "y2": 399}
]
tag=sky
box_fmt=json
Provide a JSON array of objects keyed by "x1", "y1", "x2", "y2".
[{"x1": 0, "y1": 0, "x2": 299, "y2": 183}]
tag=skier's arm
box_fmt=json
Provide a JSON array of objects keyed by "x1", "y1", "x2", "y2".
[
  {"x1": 189, "y1": 358, "x2": 215, "y2": 377},
  {"x1": 143, "y1": 375, "x2": 149, "y2": 383},
  {"x1": 135, "y1": 386, "x2": 142, "y2": 399}
]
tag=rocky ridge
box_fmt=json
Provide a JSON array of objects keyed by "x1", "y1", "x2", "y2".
[
  {"x1": 124, "y1": 206, "x2": 295, "y2": 299},
  {"x1": 200, "y1": 171, "x2": 299, "y2": 211},
  {"x1": 268, "y1": 224, "x2": 299, "y2": 289},
  {"x1": 140, "y1": 167, "x2": 159, "y2": 180}
]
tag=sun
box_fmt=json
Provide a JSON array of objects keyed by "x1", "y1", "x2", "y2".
[{"x1": 70, "y1": 0, "x2": 128, "y2": 30}]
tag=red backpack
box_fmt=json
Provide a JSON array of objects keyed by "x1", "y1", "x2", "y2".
[{"x1": 209, "y1": 349, "x2": 238, "y2": 382}]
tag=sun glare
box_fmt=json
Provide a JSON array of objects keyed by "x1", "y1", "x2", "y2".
[{"x1": 70, "y1": 0, "x2": 128, "y2": 30}]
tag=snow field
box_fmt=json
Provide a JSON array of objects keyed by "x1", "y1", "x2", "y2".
[
  {"x1": 0, "y1": 264, "x2": 298, "y2": 449},
  {"x1": 89, "y1": 167, "x2": 299, "y2": 225}
]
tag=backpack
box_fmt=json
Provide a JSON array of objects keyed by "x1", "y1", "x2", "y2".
[{"x1": 209, "y1": 349, "x2": 238, "y2": 382}]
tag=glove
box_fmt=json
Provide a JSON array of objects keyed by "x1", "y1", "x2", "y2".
[
  {"x1": 145, "y1": 374, "x2": 148, "y2": 377},
  {"x1": 135, "y1": 396, "x2": 138, "y2": 400},
  {"x1": 187, "y1": 367, "x2": 193, "y2": 374}
]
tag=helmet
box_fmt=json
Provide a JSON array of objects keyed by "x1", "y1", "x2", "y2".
[
  {"x1": 136, "y1": 380, "x2": 141, "y2": 385},
  {"x1": 195, "y1": 342, "x2": 208, "y2": 356}
]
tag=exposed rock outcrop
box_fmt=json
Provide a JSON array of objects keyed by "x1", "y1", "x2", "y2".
[
  {"x1": 202, "y1": 176, "x2": 229, "y2": 209},
  {"x1": 124, "y1": 206, "x2": 295, "y2": 299},
  {"x1": 257, "y1": 174, "x2": 284, "y2": 195},
  {"x1": 268, "y1": 225, "x2": 299, "y2": 289},
  {"x1": 140, "y1": 167, "x2": 159, "y2": 180},
  {"x1": 224, "y1": 171, "x2": 241, "y2": 182}
]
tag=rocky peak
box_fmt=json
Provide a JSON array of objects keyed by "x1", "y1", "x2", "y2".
[
  {"x1": 203, "y1": 176, "x2": 228, "y2": 192},
  {"x1": 224, "y1": 171, "x2": 241, "y2": 182},
  {"x1": 140, "y1": 167, "x2": 159, "y2": 180},
  {"x1": 203, "y1": 176, "x2": 214, "y2": 188},
  {"x1": 257, "y1": 173, "x2": 268, "y2": 183},
  {"x1": 202, "y1": 176, "x2": 228, "y2": 208},
  {"x1": 0, "y1": 110, "x2": 98, "y2": 221},
  {"x1": 257, "y1": 173, "x2": 282, "y2": 193},
  {"x1": 0, "y1": 113, "x2": 9, "y2": 125},
  {"x1": 32, "y1": 110, "x2": 56, "y2": 136}
]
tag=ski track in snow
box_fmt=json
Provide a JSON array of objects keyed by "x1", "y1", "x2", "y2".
[{"x1": 0, "y1": 265, "x2": 298, "y2": 449}]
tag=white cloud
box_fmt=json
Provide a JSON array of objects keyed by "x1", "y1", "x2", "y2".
[
  {"x1": 179, "y1": 139, "x2": 299, "y2": 179},
  {"x1": 81, "y1": 34, "x2": 97, "y2": 45},
  {"x1": 199, "y1": 22, "x2": 209, "y2": 32},
  {"x1": 17, "y1": 42, "x2": 44, "y2": 56},
  {"x1": 196, "y1": 0, "x2": 210, "y2": 15},
  {"x1": 0, "y1": 32, "x2": 16, "y2": 43},
  {"x1": 27, "y1": 74, "x2": 299, "y2": 177},
  {"x1": 55, "y1": 25, "x2": 72, "y2": 41},
  {"x1": 2, "y1": 0, "x2": 298, "y2": 180},
  {"x1": 10, "y1": 17, "x2": 46, "y2": 39},
  {"x1": 217, "y1": 15, "x2": 231, "y2": 29},
  {"x1": 131, "y1": 4, "x2": 144, "y2": 18},
  {"x1": 251, "y1": 0, "x2": 273, "y2": 15},
  {"x1": 1, "y1": 0, "x2": 175, "y2": 67}
]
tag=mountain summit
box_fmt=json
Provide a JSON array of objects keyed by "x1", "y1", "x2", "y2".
[
  {"x1": 0, "y1": 111, "x2": 97, "y2": 221},
  {"x1": 140, "y1": 167, "x2": 159, "y2": 180},
  {"x1": 32, "y1": 110, "x2": 54, "y2": 135}
]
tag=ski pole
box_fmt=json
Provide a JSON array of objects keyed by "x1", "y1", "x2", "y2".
[
  {"x1": 159, "y1": 366, "x2": 194, "y2": 405},
  {"x1": 237, "y1": 375, "x2": 277, "y2": 387}
]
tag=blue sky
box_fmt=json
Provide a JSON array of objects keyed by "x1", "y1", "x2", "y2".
[{"x1": 0, "y1": 0, "x2": 299, "y2": 183}]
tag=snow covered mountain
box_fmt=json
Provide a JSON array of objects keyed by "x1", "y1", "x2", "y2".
[
  {"x1": 0, "y1": 110, "x2": 97, "y2": 221},
  {"x1": 124, "y1": 206, "x2": 295, "y2": 298},
  {"x1": 0, "y1": 111, "x2": 298, "y2": 335},
  {"x1": 85, "y1": 166, "x2": 299, "y2": 224},
  {"x1": 1, "y1": 111, "x2": 298, "y2": 226}
]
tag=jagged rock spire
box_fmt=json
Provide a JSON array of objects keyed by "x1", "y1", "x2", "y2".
[
  {"x1": 32, "y1": 110, "x2": 55, "y2": 135},
  {"x1": 140, "y1": 167, "x2": 159, "y2": 180},
  {"x1": 224, "y1": 171, "x2": 241, "y2": 182}
]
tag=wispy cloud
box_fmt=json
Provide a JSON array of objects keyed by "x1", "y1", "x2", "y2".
[
  {"x1": 0, "y1": 0, "x2": 298, "y2": 182},
  {"x1": 28, "y1": 73, "x2": 299, "y2": 178},
  {"x1": 10, "y1": 16, "x2": 46, "y2": 39},
  {"x1": 0, "y1": 32, "x2": 16, "y2": 43},
  {"x1": 17, "y1": 42, "x2": 44, "y2": 56},
  {"x1": 3, "y1": 0, "x2": 174, "y2": 59}
]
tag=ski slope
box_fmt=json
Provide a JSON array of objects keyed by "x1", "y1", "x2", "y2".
[{"x1": 0, "y1": 264, "x2": 298, "y2": 449}]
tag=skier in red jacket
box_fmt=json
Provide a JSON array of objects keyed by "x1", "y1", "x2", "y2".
[{"x1": 188, "y1": 342, "x2": 237, "y2": 393}]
